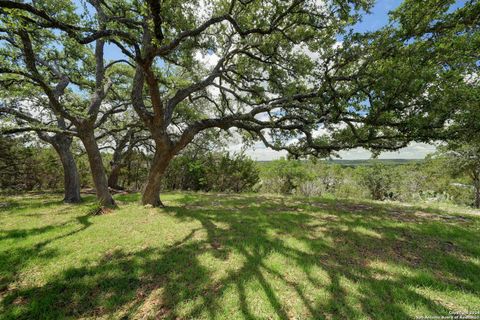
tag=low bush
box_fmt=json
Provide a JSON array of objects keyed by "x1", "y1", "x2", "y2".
[{"x1": 162, "y1": 152, "x2": 259, "y2": 193}]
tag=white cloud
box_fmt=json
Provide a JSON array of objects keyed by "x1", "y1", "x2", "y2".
[
  {"x1": 228, "y1": 142, "x2": 288, "y2": 160},
  {"x1": 194, "y1": 51, "x2": 220, "y2": 68},
  {"x1": 336, "y1": 142, "x2": 438, "y2": 160},
  {"x1": 228, "y1": 141, "x2": 437, "y2": 161}
]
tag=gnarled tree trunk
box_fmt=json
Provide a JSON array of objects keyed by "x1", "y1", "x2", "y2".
[
  {"x1": 52, "y1": 139, "x2": 82, "y2": 203},
  {"x1": 107, "y1": 130, "x2": 135, "y2": 190},
  {"x1": 142, "y1": 149, "x2": 174, "y2": 207},
  {"x1": 475, "y1": 188, "x2": 480, "y2": 209},
  {"x1": 473, "y1": 171, "x2": 480, "y2": 209},
  {"x1": 108, "y1": 163, "x2": 123, "y2": 190},
  {"x1": 39, "y1": 133, "x2": 82, "y2": 203},
  {"x1": 79, "y1": 129, "x2": 116, "y2": 207}
]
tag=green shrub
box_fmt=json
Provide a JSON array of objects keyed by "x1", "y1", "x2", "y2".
[
  {"x1": 162, "y1": 152, "x2": 259, "y2": 193},
  {"x1": 357, "y1": 163, "x2": 393, "y2": 201},
  {"x1": 260, "y1": 159, "x2": 312, "y2": 194}
]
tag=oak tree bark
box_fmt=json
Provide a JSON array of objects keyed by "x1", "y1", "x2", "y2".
[
  {"x1": 473, "y1": 171, "x2": 480, "y2": 209},
  {"x1": 142, "y1": 148, "x2": 174, "y2": 207},
  {"x1": 108, "y1": 163, "x2": 123, "y2": 190},
  {"x1": 49, "y1": 135, "x2": 82, "y2": 203},
  {"x1": 78, "y1": 127, "x2": 115, "y2": 207}
]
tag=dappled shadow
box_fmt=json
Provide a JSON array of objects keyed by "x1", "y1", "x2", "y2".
[
  {"x1": 0, "y1": 193, "x2": 95, "y2": 216},
  {"x1": 1, "y1": 193, "x2": 479, "y2": 319},
  {"x1": 0, "y1": 211, "x2": 93, "y2": 301},
  {"x1": 0, "y1": 198, "x2": 62, "y2": 213},
  {"x1": 0, "y1": 222, "x2": 69, "y2": 241}
]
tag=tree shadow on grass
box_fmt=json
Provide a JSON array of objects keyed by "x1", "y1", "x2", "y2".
[
  {"x1": 1, "y1": 193, "x2": 479, "y2": 319},
  {"x1": 0, "y1": 194, "x2": 96, "y2": 216},
  {"x1": 0, "y1": 199, "x2": 62, "y2": 213},
  {"x1": 0, "y1": 212, "x2": 94, "y2": 305}
]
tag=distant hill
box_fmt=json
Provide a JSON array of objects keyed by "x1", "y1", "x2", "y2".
[
  {"x1": 256, "y1": 159, "x2": 422, "y2": 167},
  {"x1": 327, "y1": 159, "x2": 422, "y2": 166}
]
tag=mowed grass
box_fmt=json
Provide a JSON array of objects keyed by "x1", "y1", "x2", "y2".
[{"x1": 0, "y1": 192, "x2": 479, "y2": 319}]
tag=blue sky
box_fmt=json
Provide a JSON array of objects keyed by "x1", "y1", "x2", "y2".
[
  {"x1": 352, "y1": 0, "x2": 466, "y2": 33},
  {"x1": 352, "y1": 0, "x2": 400, "y2": 33}
]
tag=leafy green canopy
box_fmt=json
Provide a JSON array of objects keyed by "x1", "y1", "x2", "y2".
[{"x1": 0, "y1": 0, "x2": 478, "y2": 157}]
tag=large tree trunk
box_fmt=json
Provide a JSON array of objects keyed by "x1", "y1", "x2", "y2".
[
  {"x1": 39, "y1": 133, "x2": 82, "y2": 203},
  {"x1": 475, "y1": 188, "x2": 480, "y2": 209},
  {"x1": 142, "y1": 149, "x2": 174, "y2": 207},
  {"x1": 79, "y1": 130, "x2": 116, "y2": 207},
  {"x1": 108, "y1": 129, "x2": 134, "y2": 190},
  {"x1": 108, "y1": 163, "x2": 123, "y2": 190},
  {"x1": 474, "y1": 180, "x2": 480, "y2": 209},
  {"x1": 52, "y1": 140, "x2": 82, "y2": 203},
  {"x1": 473, "y1": 172, "x2": 480, "y2": 209}
]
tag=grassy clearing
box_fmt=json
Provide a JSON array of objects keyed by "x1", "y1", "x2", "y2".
[{"x1": 0, "y1": 192, "x2": 479, "y2": 319}]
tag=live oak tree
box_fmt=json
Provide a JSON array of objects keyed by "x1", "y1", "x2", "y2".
[
  {"x1": 362, "y1": 0, "x2": 480, "y2": 145},
  {"x1": 124, "y1": 0, "x2": 389, "y2": 207},
  {"x1": 1, "y1": 0, "x2": 478, "y2": 207},
  {"x1": 93, "y1": 66, "x2": 152, "y2": 190},
  {"x1": 106, "y1": 127, "x2": 140, "y2": 190},
  {"x1": 97, "y1": 114, "x2": 150, "y2": 190},
  {"x1": 0, "y1": 132, "x2": 67, "y2": 191},
  {"x1": 105, "y1": 0, "x2": 480, "y2": 206},
  {"x1": 0, "y1": 1, "x2": 130, "y2": 207},
  {"x1": 0, "y1": 98, "x2": 82, "y2": 203},
  {"x1": 26, "y1": 0, "x2": 409, "y2": 207}
]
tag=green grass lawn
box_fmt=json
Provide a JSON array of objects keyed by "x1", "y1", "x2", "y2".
[{"x1": 0, "y1": 192, "x2": 479, "y2": 319}]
